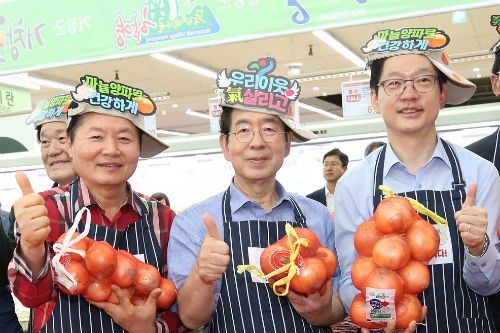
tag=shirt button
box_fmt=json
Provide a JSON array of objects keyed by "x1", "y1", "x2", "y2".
[{"x1": 471, "y1": 262, "x2": 476, "y2": 266}]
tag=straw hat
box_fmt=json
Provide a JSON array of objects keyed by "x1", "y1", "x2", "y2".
[
  {"x1": 361, "y1": 28, "x2": 476, "y2": 105},
  {"x1": 216, "y1": 57, "x2": 317, "y2": 142},
  {"x1": 69, "y1": 75, "x2": 168, "y2": 158}
]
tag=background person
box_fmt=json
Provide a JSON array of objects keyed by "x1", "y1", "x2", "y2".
[
  {"x1": 151, "y1": 192, "x2": 170, "y2": 207},
  {"x1": 6, "y1": 94, "x2": 78, "y2": 333},
  {"x1": 307, "y1": 148, "x2": 348, "y2": 212},
  {"x1": 465, "y1": 38, "x2": 500, "y2": 333},
  {"x1": 363, "y1": 141, "x2": 385, "y2": 158}
]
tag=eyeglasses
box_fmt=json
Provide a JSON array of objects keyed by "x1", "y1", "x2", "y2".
[
  {"x1": 228, "y1": 126, "x2": 286, "y2": 143},
  {"x1": 377, "y1": 75, "x2": 438, "y2": 96}
]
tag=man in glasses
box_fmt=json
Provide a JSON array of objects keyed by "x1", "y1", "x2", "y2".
[
  {"x1": 168, "y1": 57, "x2": 346, "y2": 333},
  {"x1": 465, "y1": 38, "x2": 500, "y2": 333},
  {"x1": 334, "y1": 28, "x2": 500, "y2": 333},
  {"x1": 307, "y1": 148, "x2": 349, "y2": 212}
]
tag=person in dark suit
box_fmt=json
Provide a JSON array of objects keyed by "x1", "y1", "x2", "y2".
[
  {"x1": 307, "y1": 148, "x2": 348, "y2": 211},
  {"x1": 465, "y1": 38, "x2": 500, "y2": 333}
]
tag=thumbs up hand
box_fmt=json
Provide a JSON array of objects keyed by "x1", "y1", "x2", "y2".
[
  {"x1": 195, "y1": 213, "x2": 230, "y2": 283},
  {"x1": 13, "y1": 172, "x2": 51, "y2": 254},
  {"x1": 454, "y1": 183, "x2": 488, "y2": 256}
]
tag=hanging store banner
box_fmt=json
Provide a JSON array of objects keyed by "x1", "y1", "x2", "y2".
[
  {"x1": 0, "y1": 84, "x2": 31, "y2": 114},
  {"x1": 0, "y1": 0, "x2": 496, "y2": 74}
]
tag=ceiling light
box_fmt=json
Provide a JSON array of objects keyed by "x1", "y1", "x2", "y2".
[
  {"x1": 298, "y1": 102, "x2": 343, "y2": 120},
  {"x1": 312, "y1": 30, "x2": 365, "y2": 68},
  {"x1": 472, "y1": 67, "x2": 480, "y2": 72},
  {"x1": 151, "y1": 53, "x2": 217, "y2": 79},
  {"x1": 172, "y1": 104, "x2": 178, "y2": 108},
  {"x1": 0, "y1": 73, "x2": 40, "y2": 90},
  {"x1": 29, "y1": 76, "x2": 74, "y2": 91},
  {"x1": 157, "y1": 129, "x2": 189, "y2": 136},
  {"x1": 476, "y1": 73, "x2": 482, "y2": 78},
  {"x1": 185, "y1": 108, "x2": 210, "y2": 119},
  {"x1": 161, "y1": 111, "x2": 166, "y2": 115},
  {"x1": 313, "y1": 86, "x2": 319, "y2": 91},
  {"x1": 322, "y1": 92, "x2": 327, "y2": 96}
]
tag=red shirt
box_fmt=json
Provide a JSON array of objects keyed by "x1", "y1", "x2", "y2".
[{"x1": 8, "y1": 180, "x2": 179, "y2": 333}]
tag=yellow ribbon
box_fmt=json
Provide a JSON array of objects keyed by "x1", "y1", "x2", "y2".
[
  {"x1": 378, "y1": 185, "x2": 448, "y2": 227},
  {"x1": 237, "y1": 223, "x2": 309, "y2": 296}
]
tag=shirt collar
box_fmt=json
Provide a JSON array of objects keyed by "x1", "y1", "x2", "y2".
[
  {"x1": 324, "y1": 186, "x2": 334, "y2": 196},
  {"x1": 383, "y1": 136, "x2": 452, "y2": 178},
  {"x1": 73, "y1": 178, "x2": 147, "y2": 216},
  {"x1": 229, "y1": 179, "x2": 288, "y2": 214}
]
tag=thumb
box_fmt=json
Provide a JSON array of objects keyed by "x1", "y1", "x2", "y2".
[
  {"x1": 146, "y1": 288, "x2": 161, "y2": 306},
  {"x1": 202, "y1": 213, "x2": 222, "y2": 241},
  {"x1": 462, "y1": 183, "x2": 477, "y2": 208},
  {"x1": 15, "y1": 171, "x2": 34, "y2": 196}
]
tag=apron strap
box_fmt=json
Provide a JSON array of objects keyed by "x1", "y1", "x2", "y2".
[
  {"x1": 441, "y1": 139, "x2": 466, "y2": 190},
  {"x1": 372, "y1": 138, "x2": 466, "y2": 199},
  {"x1": 372, "y1": 144, "x2": 387, "y2": 198}
]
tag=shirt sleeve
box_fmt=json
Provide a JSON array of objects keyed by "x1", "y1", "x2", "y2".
[
  {"x1": 462, "y1": 164, "x2": 500, "y2": 296},
  {"x1": 334, "y1": 179, "x2": 372, "y2": 313},
  {"x1": 154, "y1": 204, "x2": 182, "y2": 333},
  {"x1": 9, "y1": 240, "x2": 55, "y2": 308},
  {"x1": 167, "y1": 210, "x2": 207, "y2": 301}
]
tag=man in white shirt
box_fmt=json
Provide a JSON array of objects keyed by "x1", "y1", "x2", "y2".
[{"x1": 307, "y1": 148, "x2": 348, "y2": 212}]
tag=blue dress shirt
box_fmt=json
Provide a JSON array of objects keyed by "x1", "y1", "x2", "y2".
[
  {"x1": 167, "y1": 180, "x2": 338, "y2": 311},
  {"x1": 334, "y1": 138, "x2": 500, "y2": 312}
]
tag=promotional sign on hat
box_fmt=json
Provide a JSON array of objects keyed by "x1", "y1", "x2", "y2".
[
  {"x1": 26, "y1": 94, "x2": 72, "y2": 128},
  {"x1": 216, "y1": 57, "x2": 317, "y2": 142},
  {"x1": 360, "y1": 27, "x2": 476, "y2": 105},
  {"x1": 69, "y1": 75, "x2": 168, "y2": 158}
]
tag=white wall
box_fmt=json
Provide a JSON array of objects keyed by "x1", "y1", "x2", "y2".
[{"x1": 1, "y1": 124, "x2": 497, "y2": 213}]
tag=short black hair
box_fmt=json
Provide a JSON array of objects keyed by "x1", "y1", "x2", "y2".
[
  {"x1": 219, "y1": 106, "x2": 233, "y2": 135},
  {"x1": 151, "y1": 192, "x2": 170, "y2": 207},
  {"x1": 36, "y1": 126, "x2": 42, "y2": 143},
  {"x1": 66, "y1": 114, "x2": 142, "y2": 147},
  {"x1": 364, "y1": 141, "x2": 385, "y2": 157},
  {"x1": 369, "y1": 57, "x2": 448, "y2": 97},
  {"x1": 323, "y1": 148, "x2": 348, "y2": 167}
]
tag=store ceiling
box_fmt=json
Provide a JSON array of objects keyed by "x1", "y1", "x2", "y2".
[{"x1": 27, "y1": 5, "x2": 500, "y2": 136}]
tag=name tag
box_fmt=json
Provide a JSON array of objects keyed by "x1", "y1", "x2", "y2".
[
  {"x1": 427, "y1": 224, "x2": 454, "y2": 265},
  {"x1": 133, "y1": 253, "x2": 145, "y2": 263},
  {"x1": 247, "y1": 247, "x2": 267, "y2": 283}
]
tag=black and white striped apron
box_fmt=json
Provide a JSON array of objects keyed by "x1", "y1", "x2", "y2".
[
  {"x1": 489, "y1": 128, "x2": 500, "y2": 333},
  {"x1": 492, "y1": 128, "x2": 499, "y2": 172},
  {"x1": 207, "y1": 187, "x2": 331, "y2": 333},
  {"x1": 372, "y1": 140, "x2": 495, "y2": 333},
  {"x1": 40, "y1": 179, "x2": 163, "y2": 333}
]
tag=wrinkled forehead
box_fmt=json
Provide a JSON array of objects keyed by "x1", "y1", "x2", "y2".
[{"x1": 40, "y1": 121, "x2": 67, "y2": 136}]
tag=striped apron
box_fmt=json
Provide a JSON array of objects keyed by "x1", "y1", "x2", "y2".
[
  {"x1": 372, "y1": 141, "x2": 495, "y2": 333},
  {"x1": 40, "y1": 180, "x2": 163, "y2": 333},
  {"x1": 207, "y1": 187, "x2": 332, "y2": 333},
  {"x1": 490, "y1": 128, "x2": 500, "y2": 333}
]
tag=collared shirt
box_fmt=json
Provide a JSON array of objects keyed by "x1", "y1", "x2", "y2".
[
  {"x1": 324, "y1": 186, "x2": 335, "y2": 212},
  {"x1": 334, "y1": 137, "x2": 500, "y2": 312},
  {"x1": 8, "y1": 179, "x2": 178, "y2": 333},
  {"x1": 167, "y1": 180, "x2": 338, "y2": 311}
]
